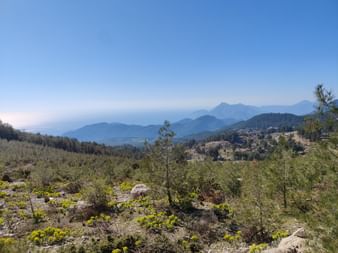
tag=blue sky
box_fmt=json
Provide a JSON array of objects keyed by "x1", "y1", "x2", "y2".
[{"x1": 0, "y1": 0, "x2": 337, "y2": 130}]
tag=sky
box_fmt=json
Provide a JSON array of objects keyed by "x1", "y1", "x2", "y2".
[{"x1": 0, "y1": 0, "x2": 338, "y2": 131}]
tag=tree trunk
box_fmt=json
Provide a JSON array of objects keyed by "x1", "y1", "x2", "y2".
[
  {"x1": 166, "y1": 146, "x2": 173, "y2": 206},
  {"x1": 283, "y1": 161, "x2": 287, "y2": 209}
]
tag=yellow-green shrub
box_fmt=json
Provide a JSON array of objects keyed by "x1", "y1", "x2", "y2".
[
  {"x1": 0, "y1": 191, "x2": 8, "y2": 198},
  {"x1": 272, "y1": 230, "x2": 288, "y2": 241},
  {"x1": 28, "y1": 227, "x2": 69, "y2": 245},
  {"x1": 223, "y1": 231, "x2": 241, "y2": 243},
  {"x1": 86, "y1": 213, "x2": 112, "y2": 226},
  {"x1": 60, "y1": 199, "x2": 75, "y2": 209},
  {"x1": 33, "y1": 209, "x2": 46, "y2": 223},
  {"x1": 136, "y1": 212, "x2": 179, "y2": 231},
  {"x1": 0, "y1": 237, "x2": 15, "y2": 247},
  {"x1": 16, "y1": 201, "x2": 26, "y2": 209},
  {"x1": 213, "y1": 203, "x2": 233, "y2": 219},
  {"x1": 249, "y1": 243, "x2": 268, "y2": 253},
  {"x1": 0, "y1": 181, "x2": 9, "y2": 190},
  {"x1": 120, "y1": 182, "x2": 133, "y2": 192},
  {"x1": 0, "y1": 217, "x2": 4, "y2": 225}
]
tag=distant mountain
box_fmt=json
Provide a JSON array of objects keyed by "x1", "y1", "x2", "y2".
[
  {"x1": 64, "y1": 115, "x2": 237, "y2": 146},
  {"x1": 191, "y1": 100, "x2": 315, "y2": 120},
  {"x1": 260, "y1": 100, "x2": 315, "y2": 115},
  {"x1": 209, "y1": 103, "x2": 261, "y2": 120},
  {"x1": 229, "y1": 113, "x2": 305, "y2": 130},
  {"x1": 180, "y1": 113, "x2": 306, "y2": 142},
  {"x1": 64, "y1": 100, "x2": 317, "y2": 146}
]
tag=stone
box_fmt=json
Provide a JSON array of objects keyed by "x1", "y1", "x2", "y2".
[
  {"x1": 263, "y1": 228, "x2": 308, "y2": 253},
  {"x1": 130, "y1": 184, "x2": 150, "y2": 198}
]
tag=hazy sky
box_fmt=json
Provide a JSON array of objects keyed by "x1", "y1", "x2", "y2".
[{"x1": 0, "y1": 0, "x2": 337, "y2": 129}]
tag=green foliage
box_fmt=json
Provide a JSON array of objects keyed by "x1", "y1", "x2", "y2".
[
  {"x1": 82, "y1": 179, "x2": 109, "y2": 209},
  {"x1": 136, "y1": 212, "x2": 179, "y2": 231},
  {"x1": 272, "y1": 230, "x2": 288, "y2": 241},
  {"x1": 28, "y1": 227, "x2": 69, "y2": 245},
  {"x1": 33, "y1": 209, "x2": 46, "y2": 223},
  {"x1": 223, "y1": 231, "x2": 241, "y2": 243},
  {"x1": 0, "y1": 237, "x2": 20, "y2": 253},
  {"x1": 86, "y1": 213, "x2": 112, "y2": 227},
  {"x1": 0, "y1": 217, "x2": 4, "y2": 225},
  {"x1": 0, "y1": 191, "x2": 7, "y2": 198},
  {"x1": 249, "y1": 243, "x2": 268, "y2": 253},
  {"x1": 120, "y1": 182, "x2": 133, "y2": 192},
  {"x1": 213, "y1": 202, "x2": 233, "y2": 219},
  {"x1": 60, "y1": 199, "x2": 75, "y2": 209},
  {"x1": 0, "y1": 180, "x2": 9, "y2": 190}
]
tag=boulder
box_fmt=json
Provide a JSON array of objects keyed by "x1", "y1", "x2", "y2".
[
  {"x1": 263, "y1": 228, "x2": 308, "y2": 253},
  {"x1": 130, "y1": 184, "x2": 150, "y2": 198}
]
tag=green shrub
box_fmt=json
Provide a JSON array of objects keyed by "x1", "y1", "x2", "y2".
[
  {"x1": 0, "y1": 237, "x2": 16, "y2": 252},
  {"x1": 33, "y1": 209, "x2": 46, "y2": 223},
  {"x1": 120, "y1": 182, "x2": 133, "y2": 192},
  {"x1": 16, "y1": 201, "x2": 26, "y2": 209},
  {"x1": 28, "y1": 227, "x2": 69, "y2": 245},
  {"x1": 223, "y1": 231, "x2": 241, "y2": 243},
  {"x1": 213, "y1": 202, "x2": 233, "y2": 219},
  {"x1": 190, "y1": 235, "x2": 199, "y2": 242},
  {"x1": 0, "y1": 191, "x2": 8, "y2": 198},
  {"x1": 60, "y1": 199, "x2": 75, "y2": 209},
  {"x1": 82, "y1": 179, "x2": 108, "y2": 209},
  {"x1": 249, "y1": 243, "x2": 268, "y2": 253},
  {"x1": 86, "y1": 213, "x2": 112, "y2": 227},
  {"x1": 34, "y1": 190, "x2": 60, "y2": 198},
  {"x1": 136, "y1": 212, "x2": 179, "y2": 231},
  {"x1": 272, "y1": 230, "x2": 288, "y2": 241},
  {"x1": 0, "y1": 181, "x2": 9, "y2": 190}
]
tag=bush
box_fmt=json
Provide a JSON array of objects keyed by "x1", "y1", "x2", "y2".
[
  {"x1": 33, "y1": 209, "x2": 46, "y2": 223},
  {"x1": 136, "y1": 212, "x2": 179, "y2": 232},
  {"x1": 213, "y1": 203, "x2": 233, "y2": 219},
  {"x1": 86, "y1": 213, "x2": 112, "y2": 227},
  {"x1": 249, "y1": 243, "x2": 268, "y2": 253},
  {"x1": 120, "y1": 182, "x2": 133, "y2": 192},
  {"x1": 82, "y1": 179, "x2": 109, "y2": 210},
  {"x1": 28, "y1": 227, "x2": 69, "y2": 245},
  {"x1": 223, "y1": 231, "x2": 241, "y2": 243},
  {"x1": 60, "y1": 199, "x2": 75, "y2": 209},
  {"x1": 272, "y1": 230, "x2": 288, "y2": 241}
]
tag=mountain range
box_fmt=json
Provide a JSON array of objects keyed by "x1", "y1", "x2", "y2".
[
  {"x1": 190, "y1": 100, "x2": 315, "y2": 120},
  {"x1": 64, "y1": 101, "x2": 316, "y2": 146}
]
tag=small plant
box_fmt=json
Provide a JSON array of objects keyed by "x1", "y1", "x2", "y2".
[
  {"x1": 86, "y1": 213, "x2": 112, "y2": 226},
  {"x1": 60, "y1": 199, "x2": 75, "y2": 209},
  {"x1": 34, "y1": 190, "x2": 61, "y2": 198},
  {"x1": 223, "y1": 231, "x2": 241, "y2": 243},
  {"x1": 213, "y1": 202, "x2": 233, "y2": 219},
  {"x1": 0, "y1": 181, "x2": 9, "y2": 190},
  {"x1": 272, "y1": 230, "x2": 288, "y2": 241},
  {"x1": 0, "y1": 191, "x2": 8, "y2": 198},
  {"x1": 82, "y1": 179, "x2": 108, "y2": 209},
  {"x1": 249, "y1": 243, "x2": 268, "y2": 253},
  {"x1": 191, "y1": 235, "x2": 199, "y2": 242},
  {"x1": 136, "y1": 212, "x2": 179, "y2": 231},
  {"x1": 0, "y1": 237, "x2": 15, "y2": 247},
  {"x1": 0, "y1": 217, "x2": 4, "y2": 226},
  {"x1": 16, "y1": 201, "x2": 26, "y2": 209},
  {"x1": 28, "y1": 227, "x2": 69, "y2": 245},
  {"x1": 112, "y1": 250, "x2": 122, "y2": 253},
  {"x1": 33, "y1": 209, "x2": 46, "y2": 223},
  {"x1": 120, "y1": 182, "x2": 133, "y2": 192}
]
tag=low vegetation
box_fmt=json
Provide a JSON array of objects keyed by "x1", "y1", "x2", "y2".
[{"x1": 0, "y1": 85, "x2": 337, "y2": 252}]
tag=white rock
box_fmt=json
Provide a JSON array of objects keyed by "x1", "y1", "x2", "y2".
[{"x1": 130, "y1": 184, "x2": 150, "y2": 198}]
